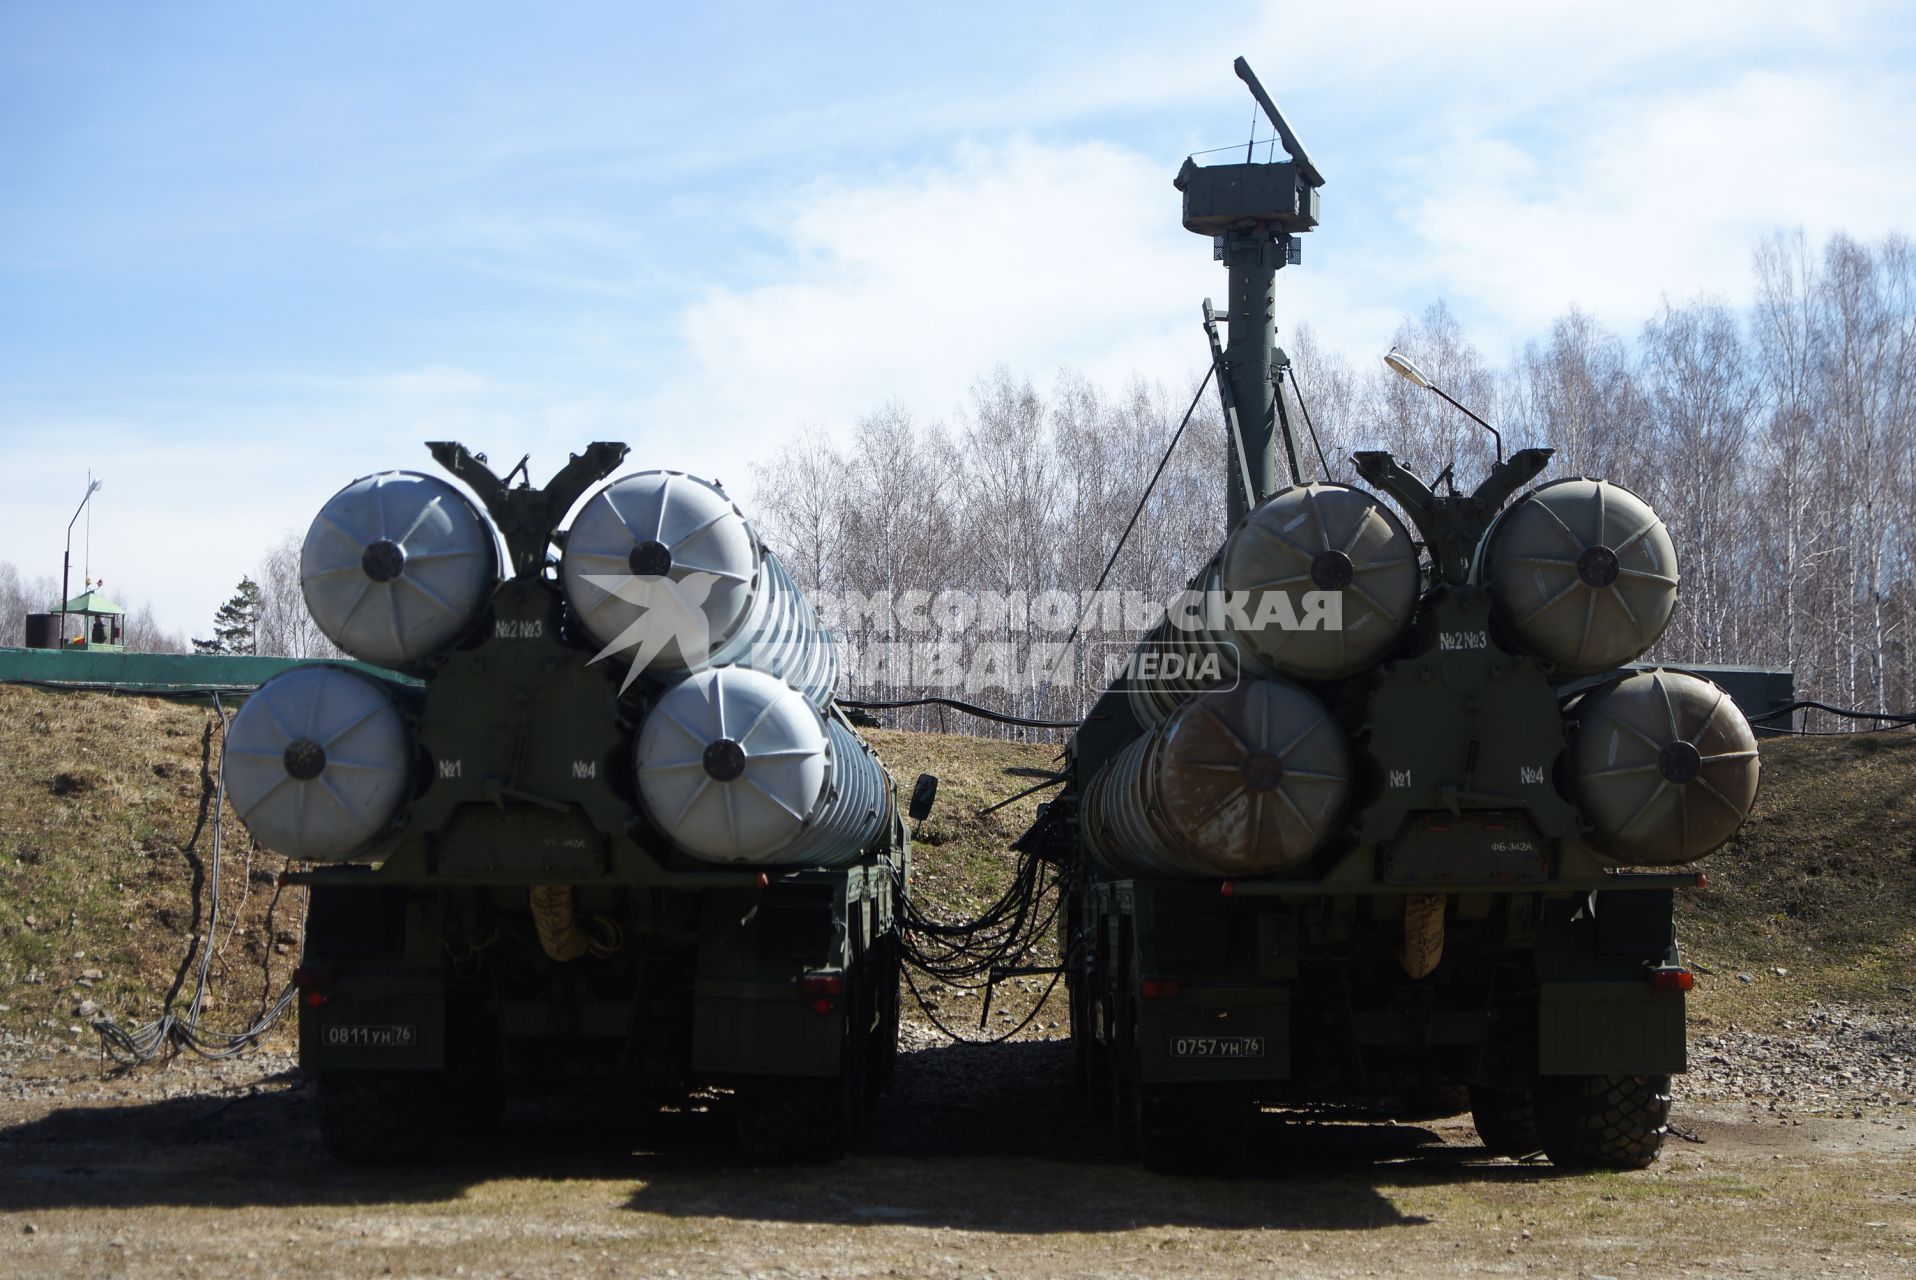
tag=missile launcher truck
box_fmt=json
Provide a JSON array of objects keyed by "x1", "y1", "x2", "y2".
[
  {"x1": 1043, "y1": 61, "x2": 1761, "y2": 1172},
  {"x1": 221, "y1": 443, "x2": 916, "y2": 1163}
]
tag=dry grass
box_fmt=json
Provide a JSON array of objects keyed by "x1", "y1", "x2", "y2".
[
  {"x1": 864, "y1": 727, "x2": 1063, "y2": 917},
  {"x1": 2, "y1": 684, "x2": 1910, "y2": 1055},
  {"x1": 1680, "y1": 729, "x2": 1916, "y2": 1026},
  {"x1": 0, "y1": 684, "x2": 300, "y2": 1053}
]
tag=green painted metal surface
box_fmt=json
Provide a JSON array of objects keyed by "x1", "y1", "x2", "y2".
[
  {"x1": 0, "y1": 645, "x2": 417, "y2": 697},
  {"x1": 1057, "y1": 63, "x2": 1712, "y2": 1175},
  {"x1": 53, "y1": 589, "x2": 125, "y2": 615}
]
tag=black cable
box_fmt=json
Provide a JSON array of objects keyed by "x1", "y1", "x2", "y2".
[
  {"x1": 902, "y1": 964, "x2": 1064, "y2": 1046},
  {"x1": 1286, "y1": 365, "x2": 1334, "y2": 481},
  {"x1": 1750, "y1": 699, "x2": 1916, "y2": 725},
  {"x1": 839, "y1": 695, "x2": 1082, "y2": 730},
  {"x1": 1052, "y1": 364, "x2": 1217, "y2": 666},
  {"x1": 0, "y1": 678, "x2": 263, "y2": 699},
  {"x1": 978, "y1": 775, "x2": 1065, "y2": 816},
  {"x1": 92, "y1": 696, "x2": 300, "y2": 1066}
]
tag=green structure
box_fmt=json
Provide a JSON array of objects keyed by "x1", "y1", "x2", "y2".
[
  {"x1": 0, "y1": 646, "x2": 412, "y2": 698},
  {"x1": 212, "y1": 442, "x2": 912, "y2": 1163},
  {"x1": 1044, "y1": 59, "x2": 1761, "y2": 1174},
  {"x1": 24, "y1": 587, "x2": 127, "y2": 651}
]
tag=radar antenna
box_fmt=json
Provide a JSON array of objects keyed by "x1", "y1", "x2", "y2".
[{"x1": 1174, "y1": 57, "x2": 1324, "y2": 526}]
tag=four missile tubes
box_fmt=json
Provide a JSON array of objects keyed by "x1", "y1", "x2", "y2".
[
  {"x1": 1087, "y1": 475, "x2": 1760, "y2": 879},
  {"x1": 224, "y1": 466, "x2": 888, "y2": 868}
]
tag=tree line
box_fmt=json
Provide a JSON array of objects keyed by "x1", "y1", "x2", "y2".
[
  {"x1": 749, "y1": 229, "x2": 1915, "y2": 737},
  {"x1": 7, "y1": 229, "x2": 1908, "y2": 736},
  {"x1": 0, "y1": 531, "x2": 337, "y2": 660}
]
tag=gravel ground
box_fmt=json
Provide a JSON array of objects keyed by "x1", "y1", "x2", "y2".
[
  {"x1": 1679, "y1": 1002, "x2": 1916, "y2": 1116},
  {"x1": 1, "y1": 1005, "x2": 1912, "y2": 1279}
]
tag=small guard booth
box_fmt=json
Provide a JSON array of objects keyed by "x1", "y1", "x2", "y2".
[{"x1": 24, "y1": 588, "x2": 126, "y2": 651}]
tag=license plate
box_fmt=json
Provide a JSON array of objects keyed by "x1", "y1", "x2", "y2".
[
  {"x1": 323, "y1": 1024, "x2": 417, "y2": 1048},
  {"x1": 1168, "y1": 1035, "x2": 1265, "y2": 1058}
]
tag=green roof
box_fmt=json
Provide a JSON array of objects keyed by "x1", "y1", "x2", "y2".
[{"x1": 53, "y1": 590, "x2": 125, "y2": 615}]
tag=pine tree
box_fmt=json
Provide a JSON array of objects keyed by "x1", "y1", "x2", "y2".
[{"x1": 193, "y1": 576, "x2": 263, "y2": 656}]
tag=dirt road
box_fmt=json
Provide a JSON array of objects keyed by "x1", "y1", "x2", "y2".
[{"x1": 2, "y1": 1026, "x2": 1912, "y2": 1280}]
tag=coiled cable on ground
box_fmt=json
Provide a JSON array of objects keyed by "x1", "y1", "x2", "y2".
[
  {"x1": 90, "y1": 694, "x2": 301, "y2": 1067},
  {"x1": 894, "y1": 824, "x2": 1070, "y2": 1043}
]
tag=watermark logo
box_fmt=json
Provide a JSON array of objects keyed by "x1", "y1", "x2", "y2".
[
  {"x1": 1090, "y1": 639, "x2": 1241, "y2": 690},
  {"x1": 564, "y1": 581, "x2": 1345, "y2": 697},
  {"x1": 582, "y1": 570, "x2": 721, "y2": 694},
  {"x1": 812, "y1": 587, "x2": 1344, "y2": 639}
]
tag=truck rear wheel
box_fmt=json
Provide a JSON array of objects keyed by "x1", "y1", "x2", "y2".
[
  {"x1": 864, "y1": 941, "x2": 901, "y2": 1101},
  {"x1": 734, "y1": 1075, "x2": 852, "y2": 1163},
  {"x1": 1469, "y1": 1083, "x2": 1541, "y2": 1157},
  {"x1": 1136, "y1": 1083, "x2": 1253, "y2": 1175},
  {"x1": 315, "y1": 1069, "x2": 448, "y2": 1164},
  {"x1": 1397, "y1": 1083, "x2": 1471, "y2": 1120},
  {"x1": 1105, "y1": 994, "x2": 1138, "y2": 1155},
  {"x1": 1536, "y1": 1073, "x2": 1670, "y2": 1170}
]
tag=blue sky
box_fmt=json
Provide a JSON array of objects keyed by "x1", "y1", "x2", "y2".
[{"x1": 3, "y1": 1, "x2": 1913, "y2": 635}]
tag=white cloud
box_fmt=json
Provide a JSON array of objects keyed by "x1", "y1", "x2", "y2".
[
  {"x1": 636, "y1": 136, "x2": 1221, "y2": 472},
  {"x1": 6, "y1": 2, "x2": 1913, "y2": 639},
  {"x1": 1391, "y1": 66, "x2": 1916, "y2": 348}
]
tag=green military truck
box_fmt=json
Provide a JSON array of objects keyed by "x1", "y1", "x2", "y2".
[
  {"x1": 1050, "y1": 61, "x2": 1760, "y2": 1173},
  {"x1": 221, "y1": 443, "x2": 915, "y2": 1162}
]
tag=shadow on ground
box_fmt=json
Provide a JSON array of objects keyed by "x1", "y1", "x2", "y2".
[{"x1": 1, "y1": 1037, "x2": 1558, "y2": 1233}]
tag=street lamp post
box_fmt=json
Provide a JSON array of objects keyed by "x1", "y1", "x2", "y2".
[
  {"x1": 61, "y1": 478, "x2": 103, "y2": 649},
  {"x1": 1383, "y1": 347, "x2": 1504, "y2": 463}
]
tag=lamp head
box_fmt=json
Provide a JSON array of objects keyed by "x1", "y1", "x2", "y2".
[{"x1": 1383, "y1": 347, "x2": 1432, "y2": 390}]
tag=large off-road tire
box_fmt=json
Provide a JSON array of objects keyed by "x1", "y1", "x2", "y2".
[
  {"x1": 1397, "y1": 1083, "x2": 1472, "y2": 1121},
  {"x1": 1536, "y1": 1073, "x2": 1671, "y2": 1170},
  {"x1": 1069, "y1": 977, "x2": 1093, "y2": 1091},
  {"x1": 736, "y1": 996, "x2": 866, "y2": 1164},
  {"x1": 1469, "y1": 1083, "x2": 1542, "y2": 1157},
  {"x1": 1105, "y1": 995, "x2": 1139, "y2": 1156},
  {"x1": 315, "y1": 1069, "x2": 449, "y2": 1164},
  {"x1": 1136, "y1": 1082, "x2": 1253, "y2": 1175},
  {"x1": 864, "y1": 943, "x2": 902, "y2": 1102},
  {"x1": 734, "y1": 1076, "x2": 851, "y2": 1164}
]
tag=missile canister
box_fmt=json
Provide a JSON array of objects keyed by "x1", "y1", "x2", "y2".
[
  {"x1": 1129, "y1": 483, "x2": 1419, "y2": 724},
  {"x1": 560, "y1": 471, "x2": 839, "y2": 705},
  {"x1": 1567, "y1": 668, "x2": 1760, "y2": 865},
  {"x1": 1090, "y1": 678, "x2": 1350, "y2": 878},
  {"x1": 222, "y1": 665, "x2": 414, "y2": 861},
  {"x1": 1478, "y1": 478, "x2": 1678, "y2": 676},
  {"x1": 301, "y1": 472, "x2": 500, "y2": 667},
  {"x1": 1226, "y1": 482, "x2": 1421, "y2": 678},
  {"x1": 634, "y1": 665, "x2": 890, "y2": 867}
]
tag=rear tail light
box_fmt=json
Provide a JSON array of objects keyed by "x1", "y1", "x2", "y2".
[
  {"x1": 292, "y1": 964, "x2": 332, "y2": 992},
  {"x1": 1650, "y1": 967, "x2": 1694, "y2": 992},
  {"x1": 800, "y1": 973, "x2": 843, "y2": 1014},
  {"x1": 1140, "y1": 978, "x2": 1182, "y2": 999}
]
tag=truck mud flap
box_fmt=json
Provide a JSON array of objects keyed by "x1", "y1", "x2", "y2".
[
  {"x1": 1538, "y1": 980, "x2": 1685, "y2": 1075},
  {"x1": 691, "y1": 978, "x2": 841, "y2": 1078}
]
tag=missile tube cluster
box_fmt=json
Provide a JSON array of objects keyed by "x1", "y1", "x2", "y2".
[
  {"x1": 1086, "y1": 475, "x2": 1761, "y2": 878},
  {"x1": 224, "y1": 467, "x2": 889, "y2": 869},
  {"x1": 1126, "y1": 481, "x2": 1421, "y2": 727}
]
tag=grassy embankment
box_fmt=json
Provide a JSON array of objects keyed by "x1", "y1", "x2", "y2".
[{"x1": 1, "y1": 682, "x2": 1910, "y2": 1051}]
